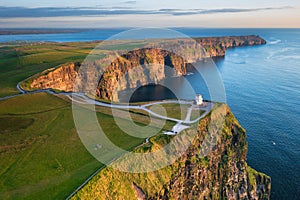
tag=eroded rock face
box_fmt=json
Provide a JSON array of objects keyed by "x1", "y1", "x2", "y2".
[
  {"x1": 27, "y1": 36, "x2": 266, "y2": 100},
  {"x1": 96, "y1": 48, "x2": 187, "y2": 101},
  {"x1": 30, "y1": 63, "x2": 78, "y2": 92},
  {"x1": 132, "y1": 182, "x2": 147, "y2": 200}
]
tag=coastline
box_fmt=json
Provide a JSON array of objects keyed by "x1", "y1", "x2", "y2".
[
  {"x1": 2, "y1": 35, "x2": 270, "y2": 199},
  {"x1": 2, "y1": 28, "x2": 300, "y2": 199}
]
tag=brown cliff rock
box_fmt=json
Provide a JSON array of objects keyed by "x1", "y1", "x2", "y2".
[
  {"x1": 29, "y1": 63, "x2": 79, "y2": 92},
  {"x1": 197, "y1": 35, "x2": 266, "y2": 57},
  {"x1": 26, "y1": 35, "x2": 266, "y2": 101},
  {"x1": 96, "y1": 48, "x2": 187, "y2": 101}
]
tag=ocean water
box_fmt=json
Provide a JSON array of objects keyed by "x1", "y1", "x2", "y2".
[
  {"x1": 1, "y1": 28, "x2": 299, "y2": 199},
  {"x1": 214, "y1": 29, "x2": 300, "y2": 199}
]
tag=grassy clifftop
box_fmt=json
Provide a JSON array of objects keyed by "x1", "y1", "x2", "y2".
[{"x1": 72, "y1": 104, "x2": 271, "y2": 200}]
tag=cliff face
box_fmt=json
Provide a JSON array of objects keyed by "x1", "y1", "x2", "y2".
[
  {"x1": 96, "y1": 48, "x2": 187, "y2": 101},
  {"x1": 26, "y1": 36, "x2": 266, "y2": 100},
  {"x1": 72, "y1": 104, "x2": 271, "y2": 200},
  {"x1": 29, "y1": 63, "x2": 78, "y2": 92},
  {"x1": 149, "y1": 105, "x2": 271, "y2": 200},
  {"x1": 197, "y1": 35, "x2": 266, "y2": 57}
]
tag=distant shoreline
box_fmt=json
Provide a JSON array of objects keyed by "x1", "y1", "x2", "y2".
[
  {"x1": 1, "y1": 28, "x2": 299, "y2": 36},
  {"x1": 0, "y1": 29, "x2": 86, "y2": 35}
]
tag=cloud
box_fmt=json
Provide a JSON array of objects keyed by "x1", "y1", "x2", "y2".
[
  {"x1": 0, "y1": 6, "x2": 293, "y2": 18},
  {"x1": 160, "y1": 7, "x2": 293, "y2": 16},
  {"x1": 123, "y1": 1, "x2": 137, "y2": 4}
]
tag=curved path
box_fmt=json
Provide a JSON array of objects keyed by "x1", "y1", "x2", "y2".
[
  {"x1": 1, "y1": 82, "x2": 213, "y2": 132},
  {"x1": 1, "y1": 82, "x2": 213, "y2": 134},
  {"x1": 68, "y1": 93, "x2": 213, "y2": 125}
]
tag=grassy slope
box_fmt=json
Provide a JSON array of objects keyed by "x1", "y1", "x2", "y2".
[
  {"x1": 72, "y1": 133, "x2": 178, "y2": 199},
  {"x1": 0, "y1": 93, "x2": 148, "y2": 199}
]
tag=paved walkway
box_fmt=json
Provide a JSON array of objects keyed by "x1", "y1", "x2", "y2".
[
  {"x1": 1, "y1": 83, "x2": 213, "y2": 136},
  {"x1": 68, "y1": 93, "x2": 213, "y2": 126}
]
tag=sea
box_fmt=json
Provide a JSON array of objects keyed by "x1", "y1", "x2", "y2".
[{"x1": 1, "y1": 28, "x2": 299, "y2": 199}]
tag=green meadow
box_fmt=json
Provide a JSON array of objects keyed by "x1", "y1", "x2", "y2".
[{"x1": 0, "y1": 92, "x2": 165, "y2": 199}]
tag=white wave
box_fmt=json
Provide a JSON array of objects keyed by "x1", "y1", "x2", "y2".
[
  {"x1": 275, "y1": 55, "x2": 300, "y2": 60},
  {"x1": 268, "y1": 39, "x2": 282, "y2": 45},
  {"x1": 266, "y1": 47, "x2": 296, "y2": 60},
  {"x1": 186, "y1": 72, "x2": 194, "y2": 76}
]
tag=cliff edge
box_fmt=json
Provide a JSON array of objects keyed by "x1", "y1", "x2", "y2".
[
  {"x1": 22, "y1": 35, "x2": 266, "y2": 101},
  {"x1": 71, "y1": 104, "x2": 271, "y2": 200}
]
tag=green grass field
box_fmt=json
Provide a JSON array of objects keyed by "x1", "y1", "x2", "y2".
[
  {"x1": 0, "y1": 91, "x2": 181, "y2": 199},
  {"x1": 0, "y1": 92, "x2": 163, "y2": 199},
  {"x1": 148, "y1": 103, "x2": 191, "y2": 120}
]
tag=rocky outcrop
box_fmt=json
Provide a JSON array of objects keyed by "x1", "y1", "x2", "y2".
[
  {"x1": 26, "y1": 36, "x2": 266, "y2": 100},
  {"x1": 71, "y1": 104, "x2": 271, "y2": 200},
  {"x1": 132, "y1": 182, "x2": 147, "y2": 200},
  {"x1": 29, "y1": 63, "x2": 79, "y2": 92}
]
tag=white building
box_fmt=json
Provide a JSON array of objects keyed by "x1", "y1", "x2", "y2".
[{"x1": 196, "y1": 94, "x2": 203, "y2": 105}]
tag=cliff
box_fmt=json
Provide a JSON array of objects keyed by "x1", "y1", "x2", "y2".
[
  {"x1": 24, "y1": 36, "x2": 266, "y2": 100},
  {"x1": 197, "y1": 35, "x2": 266, "y2": 57},
  {"x1": 96, "y1": 35, "x2": 265, "y2": 101},
  {"x1": 96, "y1": 48, "x2": 187, "y2": 100},
  {"x1": 28, "y1": 62, "x2": 79, "y2": 92},
  {"x1": 71, "y1": 104, "x2": 271, "y2": 200}
]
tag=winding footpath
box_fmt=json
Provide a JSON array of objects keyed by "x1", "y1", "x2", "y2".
[
  {"x1": 68, "y1": 93, "x2": 213, "y2": 125},
  {"x1": 2, "y1": 82, "x2": 213, "y2": 130}
]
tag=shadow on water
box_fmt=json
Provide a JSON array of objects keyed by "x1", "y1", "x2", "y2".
[
  {"x1": 212, "y1": 56, "x2": 225, "y2": 68},
  {"x1": 127, "y1": 84, "x2": 177, "y2": 103},
  {"x1": 118, "y1": 60, "x2": 215, "y2": 103}
]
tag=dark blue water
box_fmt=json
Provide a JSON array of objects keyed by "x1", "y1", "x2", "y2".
[
  {"x1": 216, "y1": 29, "x2": 300, "y2": 199},
  {"x1": 1, "y1": 28, "x2": 299, "y2": 199}
]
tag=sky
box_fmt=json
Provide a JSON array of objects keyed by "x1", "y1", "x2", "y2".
[{"x1": 0, "y1": 0, "x2": 299, "y2": 28}]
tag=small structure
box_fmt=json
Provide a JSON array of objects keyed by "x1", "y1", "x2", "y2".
[{"x1": 195, "y1": 94, "x2": 203, "y2": 105}]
